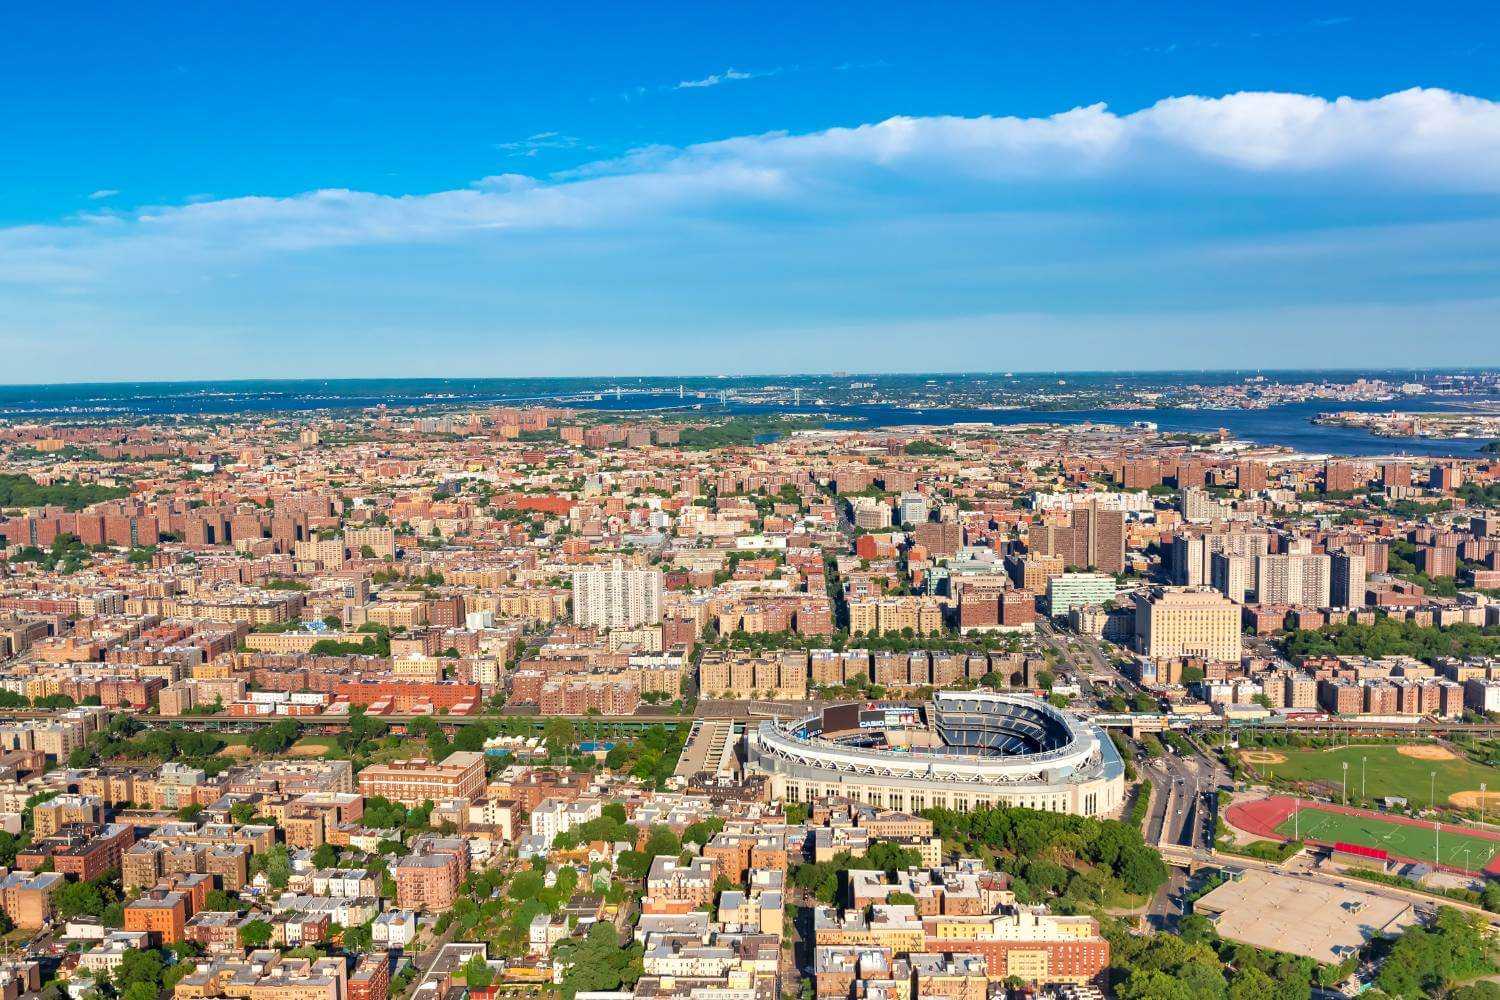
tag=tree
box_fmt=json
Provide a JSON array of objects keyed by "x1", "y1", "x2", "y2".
[
  {"x1": 1117, "y1": 969, "x2": 1201, "y2": 1000},
  {"x1": 682, "y1": 818, "x2": 726, "y2": 847},
  {"x1": 163, "y1": 963, "x2": 195, "y2": 992},
  {"x1": 1483, "y1": 880, "x2": 1500, "y2": 913},
  {"x1": 1229, "y1": 968, "x2": 1277, "y2": 1000},
  {"x1": 115, "y1": 949, "x2": 165, "y2": 993},
  {"x1": 1377, "y1": 906, "x2": 1494, "y2": 997},
  {"x1": 312, "y1": 843, "x2": 339, "y2": 868},
  {"x1": 249, "y1": 719, "x2": 301, "y2": 755},
  {"x1": 544, "y1": 717, "x2": 578, "y2": 751},
  {"x1": 461, "y1": 955, "x2": 493, "y2": 989},
  {"x1": 342, "y1": 921, "x2": 374, "y2": 952},
  {"x1": 251, "y1": 845, "x2": 292, "y2": 890},
  {"x1": 361, "y1": 796, "x2": 409, "y2": 829},
  {"x1": 238, "y1": 919, "x2": 274, "y2": 949},
  {"x1": 55, "y1": 878, "x2": 108, "y2": 919},
  {"x1": 642, "y1": 825, "x2": 681, "y2": 859},
  {"x1": 556, "y1": 922, "x2": 642, "y2": 1000},
  {"x1": 205, "y1": 889, "x2": 236, "y2": 912}
]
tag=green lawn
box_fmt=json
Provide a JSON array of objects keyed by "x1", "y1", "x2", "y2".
[
  {"x1": 1274, "y1": 806, "x2": 1500, "y2": 870},
  {"x1": 1241, "y1": 744, "x2": 1500, "y2": 809},
  {"x1": 288, "y1": 734, "x2": 342, "y2": 758}
]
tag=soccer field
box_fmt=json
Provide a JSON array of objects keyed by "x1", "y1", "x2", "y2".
[
  {"x1": 1273, "y1": 806, "x2": 1500, "y2": 871},
  {"x1": 1238, "y1": 743, "x2": 1500, "y2": 809}
]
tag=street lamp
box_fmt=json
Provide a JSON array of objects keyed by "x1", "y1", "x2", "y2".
[
  {"x1": 1431, "y1": 771, "x2": 1437, "y2": 813},
  {"x1": 1361, "y1": 756, "x2": 1367, "y2": 801},
  {"x1": 1483, "y1": 782, "x2": 1488, "y2": 828},
  {"x1": 1342, "y1": 761, "x2": 1349, "y2": 806}
]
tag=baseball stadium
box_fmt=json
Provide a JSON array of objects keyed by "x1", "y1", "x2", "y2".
[{"x1": 746, "y1": 691, "x2": 1125, "y2": 817}]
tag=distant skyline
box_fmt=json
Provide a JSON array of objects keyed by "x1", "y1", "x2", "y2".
[
  {"x1": 4, "y1": 2, "x2": 1500, "y2": 380},
  {"x1": 3, "y1": 366, "x2": 1498, "y2": 392}
]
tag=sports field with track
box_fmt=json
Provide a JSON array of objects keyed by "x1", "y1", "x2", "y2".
[
  {"x1": 1227, "y1": 795, "x2": 1500, "y2": 875},
  {"x1": 1273, "y1": 805, "x2": 1500, "y2": 871}
]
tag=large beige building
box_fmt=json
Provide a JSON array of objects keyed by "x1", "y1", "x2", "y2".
[
  {"x1": 848, "y1": 596, "x2": 944, "y2": 637},
  {"x1": 345, "y1": 526, "x2": 397, "y2": 559},
  {"x1": 1134, "y1": 587, "x2": 1241, "y2": 663},
  {"x1": 699, "y1": 649, "x2": 809, "y2": 700}
]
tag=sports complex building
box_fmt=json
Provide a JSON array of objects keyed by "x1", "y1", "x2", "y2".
[{"x1": 747, "y1": 691, "x2": 1125, "y2": 818}]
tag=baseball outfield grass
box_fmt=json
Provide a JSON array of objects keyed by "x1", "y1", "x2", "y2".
[{"x1": 1237, "y1": 743, "x2": 1500, "y2": 810}]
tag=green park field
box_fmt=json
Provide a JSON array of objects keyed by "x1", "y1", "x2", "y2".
[
  {"x1": 1238, "y1": 743, "x2": 1500, "y2": 811},
  {"x1": 1272, "y1": 805, "x2": 1500, "y2": 871}
]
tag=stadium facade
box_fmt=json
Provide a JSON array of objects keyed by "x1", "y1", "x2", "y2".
[{"x1": 747, "y1": 691, "x2": 1124, "y2": 818}]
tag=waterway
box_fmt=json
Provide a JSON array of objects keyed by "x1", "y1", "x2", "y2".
[{"x1": 0, "y1": 378, "x2": 1494, "y2": 458}]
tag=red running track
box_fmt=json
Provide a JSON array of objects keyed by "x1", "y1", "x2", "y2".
[{"x1": 1225, "y1": 794, "x2": 1500, "y2": 876}]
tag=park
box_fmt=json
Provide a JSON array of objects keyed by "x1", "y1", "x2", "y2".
[{"x1": 1237, "y1": 742, "x2": 1500, "y2": 813}]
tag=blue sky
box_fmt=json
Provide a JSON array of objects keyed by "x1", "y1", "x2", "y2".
[{"x1": 3, "y1": 1, "x2": 1499, "y2": 381}]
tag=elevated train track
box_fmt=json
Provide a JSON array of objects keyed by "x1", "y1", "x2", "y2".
[{"x1": 7, "y1": 707, "x2": 1500, "y2": 737}]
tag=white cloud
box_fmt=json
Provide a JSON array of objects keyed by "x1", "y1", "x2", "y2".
[
  {"x1": 87, "y1": 189, "x2": 119, "y2": 200},
  {"x1": 674, "y1": 67, "x2": 770, "y2": 89},
  {"x1": 493, "y1": 131, "x2": 586, "y2": 157},
  {"x1": 4, "y1": 88, "x2": 1500, "y2": 288}
]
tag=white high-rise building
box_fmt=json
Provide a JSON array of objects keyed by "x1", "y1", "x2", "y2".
[
  {"x1": 1179, "y1": 489, "x2": 1228, "y2": 525},
  {"x1": 1047, "y1": 572, "x2": 1117, "y2": 616},
  {"x1": 1171, "y1": 530, "x2": 1271, "y2": 588},
  {"x1": 1254, "y1": 553, "x2": 1331, "y2": 608},
  {"x1": 896, "y1": 493, "x2": 930, "y2": 527},
  {"x1": 572, "y1": 559, "x2": 664, "y2": 629},
  {"x1": 1210, "y1": 552, "x2": 1252, "y2": 605},
  {"x1": 1331, "y1": 552, "x2": 1368, "y2": 608}
]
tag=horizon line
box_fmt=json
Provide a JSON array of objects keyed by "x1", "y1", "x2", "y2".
[{"x1": 3, "y1": 365, "x2": 1498, "y2": 391}]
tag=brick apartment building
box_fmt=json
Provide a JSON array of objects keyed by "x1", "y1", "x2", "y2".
[
  {"x1": 357, "y1": 751, "x2": 487, "y2": 806},
  {"x1": 394, "y1": 854, "x2": 461, "y2": 913}
]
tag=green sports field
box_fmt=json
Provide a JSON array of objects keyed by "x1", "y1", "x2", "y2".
[
  {"x1": 1273, "y1": 806, "x2": 1500, "y2": 871},
  {"x1": 1238, "y1": 743, "x2": 1500, "y2": 809}
]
